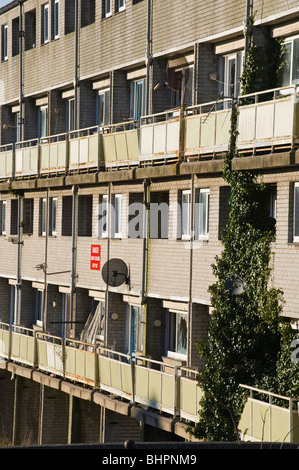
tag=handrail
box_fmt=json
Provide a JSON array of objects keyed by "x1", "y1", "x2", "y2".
[{"x1": 238, "y1": 84, "x2": 298, "y2": 103}]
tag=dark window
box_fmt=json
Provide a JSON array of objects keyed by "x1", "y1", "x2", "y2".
[
  {"x1": 10, "y1": 199, "x2": 18, "y2": 235},
  {"x1": 150, "y1": 192, "x2": 169, "y2": 239},
  {"x1": 78, "y1": 195, "x2": 92, "y2": 237},
  {"x1": 62, "y1": 196, "x2": 72, "y2": 236},
  {"x1": 81, "y1": 0, "x2": 95, "y2": 27},
  {"x1": 22, "y1": 198, "x2": 34, "y2": 234},
  {"x1": 65, "y1": 0, "x2": 75, "y2": 34},
  {"x1": 25, "y1": 10, "x2": 36, "y2": 51},
  {"x1": 12, "y1": 17, "x2": 19, "y2": 56}
]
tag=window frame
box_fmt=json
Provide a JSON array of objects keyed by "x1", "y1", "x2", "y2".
[
  {"x1": 279, "y1": 35, "x2": 299, "y2": 87},
  {"x1": 39, "y1": 105, "x2": 48, "y2": 138},
  {"x1": 130, "y1": 78, "x2": 145, "y2": 121},
  {"x1": 2, "y1": 24, "x2": 8, "y2": 61},
  {"x1": 53, "y1": 0, "x2": 59, "y2": 39},
  {"x1": 0, "y1": 200, "x2": 6, "y2": 235},
  {"x1": 51, "y1": 196, "x2": 57, "y2": 236},
  {"x1": 103, "y1": 0, "x2": 112, "y2": 18},
  {"x1": 181, "y1": 189, "x2": 191, "y2": 239},
  {"x1": 113, "y1": 193, "x2": 122, "y2": 238},
  {"x1": 97, "y1": 89, "x2": 110, "y2": 127},
  {"x1": 42, "y1": 3, "x2": 49, "y2": 44},
  {"x1": 196, "y1": 188, "x2": 210, "y2": 240},
  {"x1": 116, "y1": 0, "x2": 125, "y2": 13},
  {"x1": 98, "y1": 194, "x2": 108, "y2": 238},
  {"x1": 224, "y1": 51, "x2": 244, "y2": 99},
  {"x1": 41, "y1": 197, "x2": 47, "y2": 236},
  {"x1": 126, "y1": 304, "x2": 143, "y2": 355},
  {"x1": 294, "y1": 182, "x2": 299, "y2": 243},
  {"x1": 166, "y1": 309, "x2": 188, "y2": 360}
]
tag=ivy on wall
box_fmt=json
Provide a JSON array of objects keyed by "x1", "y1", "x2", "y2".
[{"x1": 192, "y1": 22, "x2": 299, "y2": 442}]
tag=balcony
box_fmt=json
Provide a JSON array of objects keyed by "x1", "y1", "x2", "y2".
[
  {"x1": 0, "y1": 321, "x2": 298, "y2": 442},
  {"x1": 0, "y1": 86, "x2": 298, "y2": 181}
]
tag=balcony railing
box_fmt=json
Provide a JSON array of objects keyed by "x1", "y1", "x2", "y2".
[
  {"x1": 0, "y1": 321, "x2": 298, "y2": 442},
  {"x1": 0, "y1": 87, "x2": 298, "y2": 181}
]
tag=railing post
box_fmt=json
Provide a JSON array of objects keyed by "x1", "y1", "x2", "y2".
[
  {"x1": 130, "y1": 354, "x2": 135, "y2": 405},
  {"x1": 289, "y1": 398, "x2": 294, "y2": 443}
]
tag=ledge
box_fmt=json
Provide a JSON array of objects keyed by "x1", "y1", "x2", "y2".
[
  {"x1": 180, "y1": 159, "x2": 224, "y2": 175},
  {"x1": 232, "y1": 151, "x2": 295, "y2": 171}
]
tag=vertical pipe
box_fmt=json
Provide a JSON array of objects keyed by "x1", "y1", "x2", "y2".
[
  {"x1": 74, "y1": 0, "x2": 79, "y2": 129},
  {"x1": 145, "y1": 0, "x2": 151, "y2": 116},
  {"x1": 70, "y1": 185, "x2": 78, "y2": 337},
  {"x1": 104, "y1": 182, "x2": 111, "y2": 348},
  {"x1": 42, "y1": 189, "x2": 49, "y2": 331},
  {"x1": 16, "y1": 197, "x2": 22, "y2": 325},
  {"x1": 187, "y1": 174, "x2": 195, "y2": 367},
  {"x1": 18, "y1": 0, "x2": 23, "y2": 141}
]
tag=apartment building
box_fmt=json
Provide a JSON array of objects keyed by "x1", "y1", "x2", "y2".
[{"x1": 0, "y1": 0, "x2": 298, "y2": 445}]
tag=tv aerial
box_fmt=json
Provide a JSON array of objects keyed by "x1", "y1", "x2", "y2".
[{"x1": 101, "y1": 258, "x2": 129, "y2": 287}]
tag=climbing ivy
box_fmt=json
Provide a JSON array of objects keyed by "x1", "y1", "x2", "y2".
[{"x1": 192, "y1": 28, "x2": 297, "y2": 441}]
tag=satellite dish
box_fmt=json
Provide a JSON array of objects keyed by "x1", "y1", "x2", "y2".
[
  {"x1": 102, "y1": 258, "x2": 128, "y2": 287},
  {"x1": 225, "y1": 277, "x2": 246, "y2": 296}
]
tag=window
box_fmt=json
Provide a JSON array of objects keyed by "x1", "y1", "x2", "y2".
[
  {"x1": 128, "y1": 193, "x2": 144, "y2": 239},
  {"x1": 224, "y1": 52, "x2": 244, "y2": 98},
  {"x1": 25, "y1": 10, "x2": 36, "y2": 50},
  {"x1": 52, "y1": 0, "x2": 59, "y2": 39},
  {"x1": 126, "y1": 305, "x2": 143, "y2": 355},
  {"x1": 40, "y1": 197, "x2": 47, "y2": 236},
  {"x1": 81, "y1": 0, "x2": 95, "y2": 27},
  {"x1": 116, "y1": 0, "x2": 125, "y2": 12},
  {"x1": 39, "y1": 105, "x2": 48, "y2": 138},
  {"x1": 279, "y1": 36, "x2": 299, "y2": 87},
  {"x1": 167, "y1": 310, "x2": 187, "y2": 358},
  {"x1": 50, "y1": 197, "x2": 57, "y2": 235},
  {"x1": 67, "y1": 98, "x2": 75, "y2": 131},
  {"x1": 196, "y1": 188, "x2": 210, "y2": 239},
  {"x1": 98, "y1": 194, "x2": 108, "y2": 238},
  {"x1": 97, "y1": 89, "x2": 110, "y2": 126},
  {"x1": 181, "y1": 190, "x2": 191, "y2": 239},
  {"x1": 0, "y1": 201, "x2": 6, "y2": 235},
  {"x1": 112, "y1": 194, "x2": 122, "y2": 238},
  {"x1": 92, "y1": 299, "x2": 105, "y2": 341},
  {"x1": 15, "y1": 112, "x2": 21, "y2": 143},
  {"x1": 294, "y1": 182, "x2": 299, "y2": 242},
  {"x1": 61, "y1": 293, "x2": 71, "y2": 337},
  {"x1": 65, "y1": 0, "x2": 75, "y2": 34},
  {"x1": 41, "y1": 4, "x2": 49, "y2": 44},
  {"x1": 62, "y1": 196, "x2": 72, "y2": 236},
  {"x1": 130, "y1": 79, "x2": 145, "y2": 121},
  {"x1": 102, "y1": 0, "x2": 112, "y2": 18},
  {"x1": 10, "y1": 285, "x2": 18, "y2": 325},
  {"x1": 150, "y1": 191, "x2": 169, "y2": 239},
  {"x1": 10, "y1": 199, "x2": 18, "y2": 235},
  {"x1": 35, "y1": 289, "x2": 44, "y2": 326},
  {"x1": 22, "y1": 198, "x2": 34, "y2": 234},
  {"x1": 78, "y1": 195, "x2": 92, "y2": 237},
  {"x1": 12, "y1": 17, "x2": 19, "y2": 56},
  {"x1": 2, "y1": 25, "x2": 8, "y2": 61},
  {"x1": 169, "y1": 65, "x2": 194, "y2": 108}
]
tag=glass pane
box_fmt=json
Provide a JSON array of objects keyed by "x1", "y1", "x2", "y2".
[
  {"x1": 168, "y1": 311, "x2": 176, "y2": 351},
  {"x1": 294, "y1": 185, "x2": 299, "y2": 238},
  {"x1": 279, "y1": 42, "x2": 291, "y2": 87},
  {"x1": 292, "y1": 39, "x2": 299, "y2": 85},
  {"x1": 68, "y1": 99, "x2": 75, "y2": 131},
  {"x1": 182, "y1": 192, "x2": 190, "y2": 236},
  {"x1": 54, "y1": 1, "x2": 59, "y2": 37},
  {"x1": 130, "y1": 306, "x2": 138, "y2": 353},
  {"x1": 51, "y1": 198, "x2": 57, "y2": 234},
  {"x1": 99, "y1": 302, "x2": 105, "y2": 337},
  {"x1": 114, "y1": 195, "x2": 121, "y2": 234},
  {"x1": 176, "y1": 313, "x2": 187, "y2": 355},
  {"x1": 198, "y1": 191, "x2": 209, "y2": 235},
  {"x1": 42, "y1": 198, "x2": 47, "y2": 234},
  {"x1": 184, "y1": 67, "x2": 193, "y2": 106},
  {"x1": 40, "y1": 107, "x2": 48, "y2": 137},
  {"x1": 134, "y1": 80, "x2": 144, "y2": 120},
  {"x1": 228, "y1": 58, "x2": 236, "y2": 97}
]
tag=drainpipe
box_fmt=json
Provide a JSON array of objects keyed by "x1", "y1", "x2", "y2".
[
  {"x1": 141, "y1": 179, "x2": 149, "y2": 305},
  {"x1": 187, "y1": 174, "x2": 195, "y2": 368},
  {"x1": 42, "y1": 189, "x2": 49, "y2": 331},
  {"x1": 74, "y1": 0, "x2": 79, "y2": 129},
  {"x1": 145, "y1": 0, "x2": 152, "y2": 116},
  {"x1": 16, "y1": 196, "x2": 22, "y2": 325},
  {"x1": 104, "y1": 182, "x2": 111, "y2": 349},
  {"x1": 70, "y1": 185, "x2": 78, "y2": 337},
  {"x1": 18, "y1": 0, "x2": 24, "y2": 141}
]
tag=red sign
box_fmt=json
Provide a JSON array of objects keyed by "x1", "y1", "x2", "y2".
[{"x1": 90, "y1": 245, "x2": 101, "y2": 270}]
